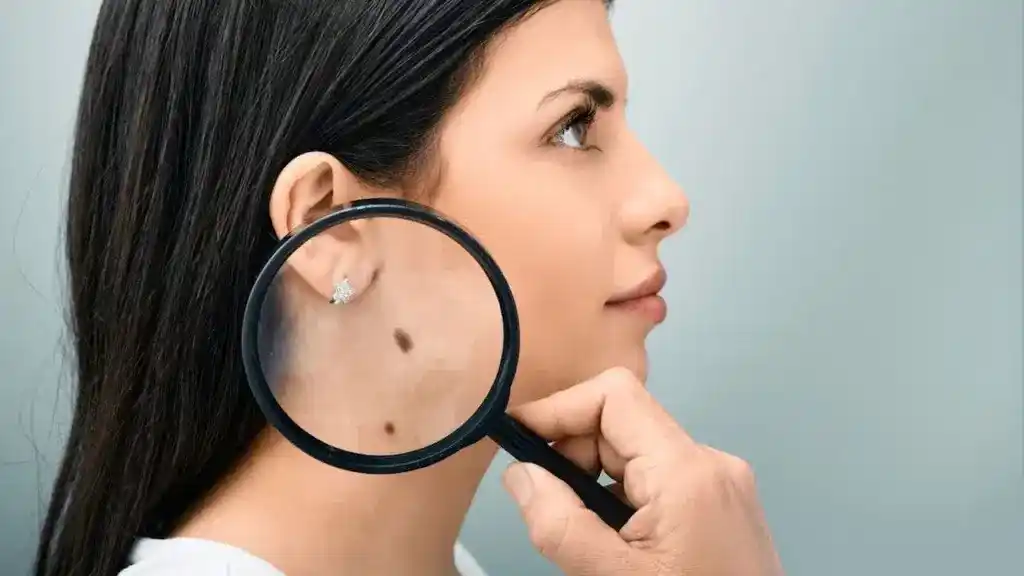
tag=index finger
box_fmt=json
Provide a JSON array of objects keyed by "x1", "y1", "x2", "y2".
[{"x1": 508, "y1": 367, "x2": 692, "y2": 460}]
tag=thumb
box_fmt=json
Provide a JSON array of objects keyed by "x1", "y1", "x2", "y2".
[{"x1": 503, "y1": 463, "x2": 640, "y2": 575}]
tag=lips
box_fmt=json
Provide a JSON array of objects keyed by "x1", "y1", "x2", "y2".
[
  {"x1": 607, "y1": 267, "x2": 667, "y2": 305},
  {"x1": 605, "y1": 267, "x2": 669, "y2": 324}
]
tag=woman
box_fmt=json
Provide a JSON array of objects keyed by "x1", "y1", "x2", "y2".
[{"x1": 35, "y1": 0, "x2": 690, "y2": 574}]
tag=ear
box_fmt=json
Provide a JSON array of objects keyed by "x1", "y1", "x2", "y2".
[{"x1": 268, "y1": 152, "x2": 377, "y2": 304}]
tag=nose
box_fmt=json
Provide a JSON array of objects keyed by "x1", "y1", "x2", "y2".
[{"x1": 619, "y1": 138, "x2": 689, "y2": 245}]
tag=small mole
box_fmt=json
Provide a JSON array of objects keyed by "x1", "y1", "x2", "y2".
[
  {"x1": 384, "y1": 421, "x2": 396, "y2": 435},
  {"x1": 393, "y1": 328, "x2": 413, "y2": 353}
]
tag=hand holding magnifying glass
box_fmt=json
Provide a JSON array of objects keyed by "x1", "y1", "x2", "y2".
[{"x1": 504, "y1": 368, "x2": 784, "y2": 576}]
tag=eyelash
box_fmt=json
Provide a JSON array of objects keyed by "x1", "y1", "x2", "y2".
[{"x1": 549, "y1": 99, "x2": 600, "y2": 152}]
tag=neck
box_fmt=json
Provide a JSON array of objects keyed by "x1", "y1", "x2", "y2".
[{"x1": 177, "y1": 430, "x2": 498, "y2": 576}]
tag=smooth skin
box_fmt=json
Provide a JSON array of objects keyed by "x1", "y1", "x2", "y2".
[{"x1": 506, "y1": 367, "x2": 785, "y2": 576}]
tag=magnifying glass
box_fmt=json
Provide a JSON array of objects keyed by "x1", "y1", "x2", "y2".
[{"x1": 241, "y1": 197, "x2": 634, "y2": 530}]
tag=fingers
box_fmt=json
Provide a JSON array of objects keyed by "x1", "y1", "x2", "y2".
[
  {"x1": 553, "y1": 435, "x2": 601, "y2": 477},
  {"x1": 597, "y1": 435, "x2": 629, "y2": 481},
  {"x1": 508, "y1": 369, "x2": 784, "y2": 576},
  {"x1": 553, "y1": 434, "x2": 630, "y2": 482},
  {"x1": 503, "y1": 463, "x2": 645, "y2": 575},
  {"x1": 510, "y1": 367, "x2": 691, "y2": 461}
]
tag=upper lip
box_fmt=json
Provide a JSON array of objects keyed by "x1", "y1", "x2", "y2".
[{"x1": 607, "y1": 266, "x2": 667, "y2": 304}]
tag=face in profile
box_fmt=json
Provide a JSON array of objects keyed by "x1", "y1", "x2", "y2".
[
  {"x1": 430, "y1": 0, "x2": 689, "y2": 403},
  {"x1": 270, "y1": 0, "x2": 688, "y2": 450}
]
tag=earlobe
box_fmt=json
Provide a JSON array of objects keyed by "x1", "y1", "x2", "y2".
[
  {"x1": 329, "y1": 277, "x2": 357, "y2": 305},
  {"x1": 268, "y1": 152, "x2": 379, "y2": 305}
]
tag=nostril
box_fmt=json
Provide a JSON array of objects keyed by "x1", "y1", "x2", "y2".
[{"x1": 652, "y1": 220, "x2": 671, "y2": 231}]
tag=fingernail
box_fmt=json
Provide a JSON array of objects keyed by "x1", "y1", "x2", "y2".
[{"x1": 503, "y1": 463, "x2": 534, "y2": 506}]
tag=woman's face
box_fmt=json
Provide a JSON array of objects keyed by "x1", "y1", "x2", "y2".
[
  {"x1": 271, "y1": 0, "x2": 688, "y2": 449},
  {"x1": 428, "y1": 0, "x2": 689, "y2": 405}
]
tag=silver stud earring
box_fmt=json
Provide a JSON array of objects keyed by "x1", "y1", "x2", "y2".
[{"x1": 329, "y1": 278, "x2": 356, "y2": 305}]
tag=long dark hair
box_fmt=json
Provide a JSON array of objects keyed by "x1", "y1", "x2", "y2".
[{"x1": 34, "y1": 1, "x2": 562, "y2": 574}]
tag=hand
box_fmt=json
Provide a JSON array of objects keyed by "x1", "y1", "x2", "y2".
[{"x1": 502, "y1": 367, "x2": 783, "y2": 576}]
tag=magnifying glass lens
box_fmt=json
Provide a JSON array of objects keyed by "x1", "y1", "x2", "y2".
[{"x1": 255, "y1": 213, "x2": 503, "y2": 456}]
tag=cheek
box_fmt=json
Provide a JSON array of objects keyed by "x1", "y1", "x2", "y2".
[
  {"x1": 511, "y1": 213, "x2": 610, "y2": 397},
  {"x1": 436, "y1": 168, "x2": 616, "y2": 404}
]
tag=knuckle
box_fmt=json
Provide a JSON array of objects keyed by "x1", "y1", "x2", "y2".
[
  {"x1": 714, "y1": 450, "x2": 756, "y2": 491},
  {"x1": 602, "y1": 366, "x2": 644, "y2": 397},
  {"x1": 685, "y1": 452, "x2": 731, "y2": 495},
  {"x1": 709, "y1": 459, "x2": 734, "y2": 490},
  {"x1": 697, "y1": 451, "x2": 758, "y2": 500},
  {"x1": 730, "y1": 456, "x2": 756, "y2": 486}
]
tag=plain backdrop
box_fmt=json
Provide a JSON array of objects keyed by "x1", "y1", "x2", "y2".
[{"x1": 1, "y1": 1, "x2": 1021, "y2": 575}]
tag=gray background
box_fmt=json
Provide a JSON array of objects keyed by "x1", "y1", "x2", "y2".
[{"x1": 1, "y1": 1, "x2": 1021, "y2": 575}]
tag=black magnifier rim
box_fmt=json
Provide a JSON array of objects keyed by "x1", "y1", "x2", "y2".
[{"x1": 241, "y1": 197, "x2": 520, "y2": 474}]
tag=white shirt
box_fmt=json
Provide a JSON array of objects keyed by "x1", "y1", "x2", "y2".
[{"x1": 121, "y1": 537, "x2": 488, "y2": 576}]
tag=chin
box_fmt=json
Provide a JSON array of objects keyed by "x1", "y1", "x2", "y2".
[
  {"x1": 508, "y1": 344, "x2": 651, "y2": 406},
  {"x1": 620, "y1": 347, "x2": 649, "y2": 383},
  {"x1": 593, "y1": 344, "x2": 650, "y2": 385}
]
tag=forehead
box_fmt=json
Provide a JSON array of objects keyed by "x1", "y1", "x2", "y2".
[{"x1": 457, "y1": 0, "x2": 626, "y2": 115}]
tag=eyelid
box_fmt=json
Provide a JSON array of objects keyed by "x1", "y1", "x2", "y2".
[{"x1": 542, "y1": 95, "x2": 599, "y2": 144}]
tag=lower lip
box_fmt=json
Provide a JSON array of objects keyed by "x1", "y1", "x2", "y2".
[{"x1": 606, "y1": 295, "x2": 667, "y2": 324}]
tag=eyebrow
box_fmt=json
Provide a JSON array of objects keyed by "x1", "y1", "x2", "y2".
[{"x1": 537, "y1": 80, "x2": 617, "y2": 110}]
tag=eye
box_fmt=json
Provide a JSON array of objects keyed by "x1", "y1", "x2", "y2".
[{"x1": 550, "y1": 102, "x2": 599, "y2": 152}]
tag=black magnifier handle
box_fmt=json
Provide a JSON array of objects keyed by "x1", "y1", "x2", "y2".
[{"x1": 489, "y1": 414, "x2": 636, "y2": 531}]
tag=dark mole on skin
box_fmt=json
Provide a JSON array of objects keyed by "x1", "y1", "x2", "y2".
[
  {"x1": 384, "y1": 422, "x2": 396, "y2": 435},
  {"x1": 393, "y1": 328, "x2": 413, "y2": 353}
]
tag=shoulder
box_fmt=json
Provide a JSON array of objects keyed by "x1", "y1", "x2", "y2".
[
  {"x1": 122, "y1": 537, "x2": 488, "y2": 576},
  {"x1": 119, "y1": 538, "x2": 285, "y2": 576},
  {"x1": 454, "y1": 540, "x2": 489, "y2": 576}
]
